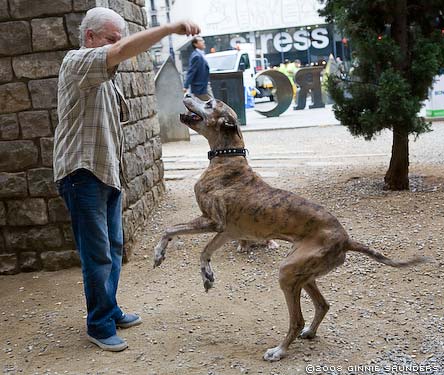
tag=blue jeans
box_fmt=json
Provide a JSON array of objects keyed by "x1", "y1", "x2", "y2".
[{"x1": 58, "y1": 169, "x2": 124, "y2": 339}]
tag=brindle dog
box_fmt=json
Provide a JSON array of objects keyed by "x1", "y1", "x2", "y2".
[{"x1": 153, "y1": 95, "x2": 428, "y2": 361}]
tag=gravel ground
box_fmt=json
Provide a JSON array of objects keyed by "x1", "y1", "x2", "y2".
[{"x1": 1, "y1": 123, "x2": 443, "y2": 375}]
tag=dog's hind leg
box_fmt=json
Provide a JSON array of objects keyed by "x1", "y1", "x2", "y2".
[
  {"x1": 200, "y1": 232, "x2": 231, "y2": 291},
  {"x1": 154, "y1": 216, "x2": 217, "y2": 268},
  {"x1": 300, "y1": 280, "x2": 329, "y2": 339},
  {"x1": 264, "y1": 277, "x2": 305, "y2": 361},
  {"x1": 264, "y1": 249, "x2": 312, "y2": 361}
]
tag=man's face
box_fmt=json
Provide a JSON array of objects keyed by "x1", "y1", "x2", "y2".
[
  {"x1": 195, "y1": 38, "x2": 205, "y2": 50},
  {"x1": 85, "y1": 21, "x2": 122, "y2": 48}
]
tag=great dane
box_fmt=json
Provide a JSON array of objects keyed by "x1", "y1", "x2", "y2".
[{"x1": 153, "y1": 95, "x2": 428, "y2": 361}]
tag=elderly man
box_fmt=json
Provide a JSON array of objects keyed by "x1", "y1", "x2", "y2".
[{"x1": 53, "y1": 7, "x2": 199, "y2": 352}]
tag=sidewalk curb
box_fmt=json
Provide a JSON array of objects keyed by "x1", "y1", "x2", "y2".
[{"x1": 190, "y1": 122, "x2": 341, "y2": 135}]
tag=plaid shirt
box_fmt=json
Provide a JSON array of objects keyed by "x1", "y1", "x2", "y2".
[{"x1": 53, "y1": 45, "x2": 130, "y2": 190}]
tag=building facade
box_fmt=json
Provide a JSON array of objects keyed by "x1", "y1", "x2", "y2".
[{"x1": 149, "y1": 0, "x2": 349, "y2": 73}]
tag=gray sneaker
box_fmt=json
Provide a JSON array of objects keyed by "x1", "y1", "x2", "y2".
[
  {"x1": 87, "y1": 334, "x2": 128, "y2": 352},
  {"x1": 116, "y1": 313, "x2": 142, "y2": 329}
]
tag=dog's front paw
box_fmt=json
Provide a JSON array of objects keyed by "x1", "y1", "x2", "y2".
[
  {"x1": 153, "y1": 245, "x2": 166, "y2": 268},
  {"x1": 299, "y1": 327, "x2": 316, "y2": 339},
  {"x1": 201, "y1": 267, "x2": 215, "y2": 292},
  {"x1": 263, "y1": 346, "x2": 286, "y2": 362}
]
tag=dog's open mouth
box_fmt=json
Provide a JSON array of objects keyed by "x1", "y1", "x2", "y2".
[{"x1": 180, "y1": 111, "x2": 203, "y2": 125}]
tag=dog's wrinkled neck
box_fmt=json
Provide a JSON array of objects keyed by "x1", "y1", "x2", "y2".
[{"x1": 208, "y1": 125, "x2": 244, "y2": 151}]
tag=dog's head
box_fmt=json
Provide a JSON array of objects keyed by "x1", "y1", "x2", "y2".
[{"x1": 180, "y1": 95, "x2": 243, "y2": 148}]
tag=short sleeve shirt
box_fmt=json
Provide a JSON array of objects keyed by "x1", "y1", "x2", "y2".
[{"x1": 53, "y1": 45, "x2": 130, "y2": 190}]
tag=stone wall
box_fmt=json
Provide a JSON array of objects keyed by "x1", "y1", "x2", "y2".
[{"x1": 0, "y1": 0, "x2": 164, "y2": 274}]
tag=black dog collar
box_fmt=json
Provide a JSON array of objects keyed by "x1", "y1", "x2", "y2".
[{"x1": 208, "y1": 148, "x2": 247, "y2": 160}]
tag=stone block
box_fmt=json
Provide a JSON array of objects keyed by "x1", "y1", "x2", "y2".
[
  {"x1": 126, "y1": 174, "x2": 145, "y2": 206},
  {"x1": 157, "y1": 161, "x2": 164, "y2": 182},
  {"x1": 41, "y1": 250, "x2": 80, "y2": 271},
  {"x1": 96, "y1": 0, "x2": 110, "y2": 7},
  {"x1": 40, "y1": 137, "x2": 54, "y2": 167},
  {"x1": 152, "y1": 115, "x2": 160, "y2": 136},
  {"x1": 0, "y1": 21, "x2": 31, "y2": 56},
  {"x1": 152, "y1": 135, "x2": 162, "y2": 160},
  {"x1": 123, "y1": 151, "x2": 141, "y2": 180},
  {"x1": 141, "y1": 191, "x2": 154, "y2": 217},
  {"x1": 19, "y1": 252, "x2": 40, "y2": 272},
  {"x1": 128, "y1": 3, "x2": 143, "y2": 25},
  {"x1": 0, "y1": 58, "x2": 12, "y2": 83},
  {"x1": 118, "y1": 59, "x2": 133, "y2": 72},
  {"x1": 4, "y1": 225, "x2": 63, "y2": 250},
  {"x1": 0, "y1": 0, "x2": 9, "y2": 21},
  {"x1": 122, "y1": 211, "x2": 135, "y2": 245},
  {"x1": 120, "y1": 72, "x2": 132, "y2": 97},
  {"x1": 29, "y1": 78, "x2": 58, "y2": 109},
  {"x1": 6, "y1": 199, "x2": 48, "y2": 226},
  {"x1": 48, "y1": 197, "x2": 70, "y2": 222},
  {"x1": 28, "y1": 168, "x2": 57, "y2": 197},
  {"x1": 13, "y1": 52, "x2": 66, "y2": 80},
  {"x1": 50, "y1": 110, "x2": 59, "y2": 132},
  {"x1": 131, "y1": 198, "x2": 144, "y2": 227},
  {"x1": 73, "y1": 0, "x2": 100, "y2": 11},
  {"x1": 109, "y1": 0, "x2": 129, "y2": 21},
  {"x1": 142, "y1": 168, "x2": 154, "y2": 190},
  {"x1": 0, "y1": 140, "x2": 38, "y2": 172},
  {"x1": 9, "y1": 0, "x2": 72, "y2": 19},
  {"x1": 32, "y1": 18, "x2": 69, "y2": 52},
  {"x1": 0, "y1": 202, "x2": 5, "y2": 225},
  {"x1": 128, "y1": 21, "x2": 144, "y2": 35},
  {"x1": 124, "y1": 121, "x2": 147, "y2": 151},
  {"x1": 0, "y1": 83, "x2": 31, "y2": 114},
  {"x1": 0, "y1": 254, "x2": 18, "y2": 275},
  {"x1": 137, "y1": 51, "x2": 152, "y2": 72},
  {"x1": 152, "y1": 161, "x2": 160, "y2": 183},
  {"x1": 65, "y1": 13, "x2": 84, "y2": 47},
  {"x1": 142, "y1": 142, "x2": 154, "y2": 168},
  {"x1": 0, "y1": 172, "x2": 27, "y2": 198},
  {"x1": 145, "y1": 72, "x2": 155, "y2": 95},
  {"x1": 0, "y1": 114, "x2": 19, "y2": 140},
  {"x1": 62, "y1": 224, "x2": 75, "y2": 246},
  {"x1": 18, "y1": 111, "x2": 52, "y2": 139}
]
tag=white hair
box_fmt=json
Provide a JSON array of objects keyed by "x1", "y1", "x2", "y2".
[{"x1": 79, "y1": 7, "x2": 126, "y2": 47}]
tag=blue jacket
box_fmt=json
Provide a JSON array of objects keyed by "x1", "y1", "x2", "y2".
[{"x1": 184, "y1": 49, "x2": 210, "y2": 95}]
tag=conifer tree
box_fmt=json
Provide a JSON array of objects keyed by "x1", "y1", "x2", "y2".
[{"x1": 320, "y1": 1, "x2": 444, "y2": 190}]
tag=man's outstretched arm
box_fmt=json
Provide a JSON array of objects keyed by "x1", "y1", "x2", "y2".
[{"x1": 107, "y1": 21, "x2": 200, "y2": 68}]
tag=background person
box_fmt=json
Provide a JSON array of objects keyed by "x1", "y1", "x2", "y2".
[
  {"x1": 53, "y1": 6, "x2": 199, "y2": 352},
  {"x1": 183, "y1": 36, "x2": 212, "y2": 100}
]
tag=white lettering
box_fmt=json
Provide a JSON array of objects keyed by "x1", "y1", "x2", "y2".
[
  {"x1": 228, "y1": 28, "x2": 330, "y2": 53},
  {"x1": 311, "y1": 27, "x2": 329, "y2": 49},
  {"x1": 259, "y1": 33, "x2": 273, "y2": 54},
  {"x1": 273, "y1": 32, "x2": 293, "y2": 53},
  {"x1": 293, "y1": 30, "x2": 310, "y2": 51},
  {"x1": 230, "y1": 37, "x2": 246, "y2": 49}
]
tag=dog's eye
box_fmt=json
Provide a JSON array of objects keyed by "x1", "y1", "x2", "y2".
[{"x1": 205, "y1": 101, "x2": 213, "y2": 109}]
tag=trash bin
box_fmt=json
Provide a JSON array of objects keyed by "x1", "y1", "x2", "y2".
[{"x1": 210, "y1": 71, "x2": 246, "y2": 125}]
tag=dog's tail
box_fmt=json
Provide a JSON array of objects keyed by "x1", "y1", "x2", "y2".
[{"x1": 347, "y1": 240, "x2": 431, "y2": 268}]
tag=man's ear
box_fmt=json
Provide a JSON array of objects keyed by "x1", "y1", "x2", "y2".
[{"x1": 85, "y1": 29, "x2": 94, "y2": 45}]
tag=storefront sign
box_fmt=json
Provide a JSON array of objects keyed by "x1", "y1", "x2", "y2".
[{"x1": 229, "y1": 27, "x2": 330, "y2": 54}]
